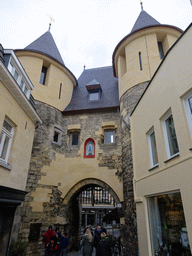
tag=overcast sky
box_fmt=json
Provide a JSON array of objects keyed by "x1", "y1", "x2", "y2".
[{"x1": 0, "y1": 0, "x2": 192, "y2": 79}]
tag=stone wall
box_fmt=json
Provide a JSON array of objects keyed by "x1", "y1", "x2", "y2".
[
  {"x1": 119, "y1": 82, "x2": 148, "y2": 256},
  {"x1": 18, "y1": 101, "x2": 122, "y2": 255}
]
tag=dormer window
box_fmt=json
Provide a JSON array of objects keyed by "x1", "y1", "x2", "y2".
[
  {"x1": 90, "y1": 92, "x2": 100, "y2": 101},
  {"x1": 86, "y1": 79, "x2": 102, "y2": 101}
]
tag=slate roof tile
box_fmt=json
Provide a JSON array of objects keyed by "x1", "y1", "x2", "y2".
[
  {"x1": 24, "y1": 31, "x2": 64, "y2": 66},
  {"x1": 63, "y1": 66, "x2": 119, "y2": 112},
  {"x1": 131, "y1": 10, "x2": 160, "y2": 33}
]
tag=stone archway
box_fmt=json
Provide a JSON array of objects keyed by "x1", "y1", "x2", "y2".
[
  {"x1": 63, "y1": 178, "x2": 121, "y2": 206},
  {"x1": 63, "y1": 178, "x2": 122, "y2": 251}
]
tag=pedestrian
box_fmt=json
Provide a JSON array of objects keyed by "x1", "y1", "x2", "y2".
[
  {"x1": 57, "y1": 232, "x2": 69, "y2": 256},
  {"x1": 80, "y1": 227, "x2": 93, "y2": 256},
  {"x1": 47, "y1": 236, "x2": 60, "y2": 256},
  {"x1": 96, "y1": 231, "x2": 112, "y2": 256},
  {"x1": 43, "y1": 225, "x2": 57, "y2": 256},
  {"x1": 93, "y1": 225, "x2": 102, "y2": 249}
]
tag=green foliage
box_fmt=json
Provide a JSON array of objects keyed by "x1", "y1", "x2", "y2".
[{"x1": 8, "y1": 238, "x2": 28, "y2": 256}]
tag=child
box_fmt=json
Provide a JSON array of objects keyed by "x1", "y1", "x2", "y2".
[{"x1": 47, "y1": 237, "x2": 60, "y2": 256}]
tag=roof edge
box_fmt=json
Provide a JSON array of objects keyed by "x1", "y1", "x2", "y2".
[
  {"x1": 14, "y1": 49, "x2": 78, "y2": 86},
  {"x1": 63, "y1": 106, "x2": 120, "y2": 114},
  {"x1": 112, "y1": 24, "x2": 183, "y2": 77}
]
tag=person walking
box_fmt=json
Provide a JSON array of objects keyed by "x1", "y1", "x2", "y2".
[
  {"x1": 96, "y1": 231, "x2": 112, "y2": 256},
  {"x1": 80, "y1": 227, "x2": 93, "y2": 256},
  {"x1": 43, "y1": 225, "x2": 57, "y2": 256},
  {"x1": 58, "y1": 232, "x2": 69, "y2": 256},
  {"x1": 93, "y1": 226, "x2": 102, "y2": 249}
]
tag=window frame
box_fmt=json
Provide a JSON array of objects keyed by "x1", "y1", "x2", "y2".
[
  {"x1": 39, "y1": 66, "x2": 48, "y2": 85},
  {"x1": 0, "y1": 118, "x2": 14, "y2": 164},
  {"x1": 183, "y1": 91, "x2": 192, "y2": 138},
  {"x1": 162, "y1": 111, "x2": 179, "y2": 159},
  {"x1": 8, "y1": 60, "x2": 30, "y2": 98},
  {"x1": 52, "y1": 126, "x2": 62, "y2": 145},
  {"x1": 89, "y1": 91, "x2": 100, "y2": 101},
  {"x1": 69, "y1": 132, "x2": 80, "y2": 146},
  {"x1": 147, "y1": 127, "x2": 159, "y2": 168},
  {"x1": 104, "y1": 129, "x2": 115, "y2": 144}
]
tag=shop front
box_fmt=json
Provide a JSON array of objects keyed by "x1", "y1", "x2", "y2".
[{"x1": 148, "y1": 191, "x2": 191, "y2": 256}]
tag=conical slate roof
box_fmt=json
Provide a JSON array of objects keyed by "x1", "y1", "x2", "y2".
[
  {"x1": 25, "y1": 31, "x2": 64, "y2": 66},
  {"x1": 131, "y1": 10, "x2": 160, "y2": 33}
]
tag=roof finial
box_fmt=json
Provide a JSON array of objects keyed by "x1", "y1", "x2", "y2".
[
  {"x1": 47, "y1": 15, "x2": 55, "y2": 31},
  {"x1": 140, "y1": 1, "x2": 144, "y2": 11},
  {"x1": 84, "y1": 65, "x2": 86, "y2": 70}
]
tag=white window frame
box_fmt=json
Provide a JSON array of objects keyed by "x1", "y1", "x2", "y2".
[
  {"x1": 162, "y1": 111, "x2": 179, "y2": 159},
  {"x1": 147, "y1": 127, "x2": 158, "y2": 168},
  {"x1": 0, "y1": 118, "x2": 14, "y2": 163},
  {"x1": 183, "y1": 91, "x2": 192, "y2": 138},
  {"x1": 8, "y1": 59, "x2": 30, "y2": 99}
]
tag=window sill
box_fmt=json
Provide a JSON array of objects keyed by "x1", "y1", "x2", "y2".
[
  {"x1": 52, "y1": 141, "x2": 61, "y2": 146},
  {"x1": 0, "y1": 161, "x2": 12, "y2": 170},
  {"x1": 164, "y1": 153, "x2": 180, "y2": 163},
  {"x1": 148, "y1": 164, "x2": 159, "y2": 172}
]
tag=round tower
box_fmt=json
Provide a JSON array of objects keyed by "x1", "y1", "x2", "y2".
[
  {"x1": 113, "y1": 8, "x2": 182, "y2": 111},
  {"x1": 15, "y1": 29, "x2": 77, "y2": 111},
  {"x1": 112, "y1": 7, "x2": 183, "y2": 255}
]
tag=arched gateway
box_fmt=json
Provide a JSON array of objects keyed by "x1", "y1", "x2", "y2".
[{"x1": 63, "y1": 178, "x2": 122, "y2": 250}]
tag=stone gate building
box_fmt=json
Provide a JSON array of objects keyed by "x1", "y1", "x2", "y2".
[{"x1": 4, "y1": 7, "x2": 182, "y2": 256}]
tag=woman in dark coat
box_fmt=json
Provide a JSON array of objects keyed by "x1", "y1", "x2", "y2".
[
  {"x1": 96, "y1": 232, "x2": 112, "y2": 256},
  {"x1": 81, "y1": 227, "x2": 93, "y2": 256}
]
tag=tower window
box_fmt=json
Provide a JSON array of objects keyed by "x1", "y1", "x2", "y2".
[
  {"x1": 139, "y1": 52, "x2": 142, "y2": 70},
  {"x1": 158, "y1": 42, "x2": 164, "y2": 59},
  {"x1": 40, "y1": 66, "x2": 47, "y2": 85}
]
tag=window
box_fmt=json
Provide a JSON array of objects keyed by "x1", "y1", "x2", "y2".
[
  {"x1": 13, "y1": 70, "x2": 19, "y2": 81},
  {"x1": 139, "y1": 52, "x2": 143, "y2": 70},
  {"x1": 84, "y1": 138, "x2": 95, "y2": 158},
  {"x1": 40, "y1": 66, "x2": 47, "y2": 85},
  {"x1": 70, "y1": 133, "x2": 79, "y2": 146},
  {"x1": 52, "y1": 127, "x2": 62, "y2": 145},
  {"x1": 90, "y1": 92, "x2": 100, "y2": 101},
  {"x1": 0, "y1": 118, "x2": 14, "y2": 163},
  {"x1": 162, "y1": 111, "x2": 179, "y2": 158},
  {"x1": 104, "y1": 130, "x2": 115, "y2": 144},
  {"x1": 183, "y1": 91, "x2": 192, "y2": 138},
  {"x1": 158, "y1": 42, "x2": 164, "y2": 59},
  {"x1": 148, "y1": 192, "x2": 190, "y2": 255},
  {"x1": 148, "y1": 128, "x2": 158, "y2": 167}
]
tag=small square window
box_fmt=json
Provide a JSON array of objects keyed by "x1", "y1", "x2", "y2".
[
  {"x1": 52, "y1": 127, "x2": 62, "y2": 145},
  {"x1": 0, "y1": 118, "x2": 14, "y2": 163},
  {"x1": 104, "y1": 130, "x2": 115, "y2": 144},
  {"x1": 148, "y1": 128, "x2": 158, "y2": 167},
  {"x1": 162, "y1": 111, "x2": 179, "y2": 158},
  {"x1": 70, "y1": 133, "x2": 79, "y2": 146},
  {"x1": 90, "y1": 92, "x2": 99, "y2": 101}
]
